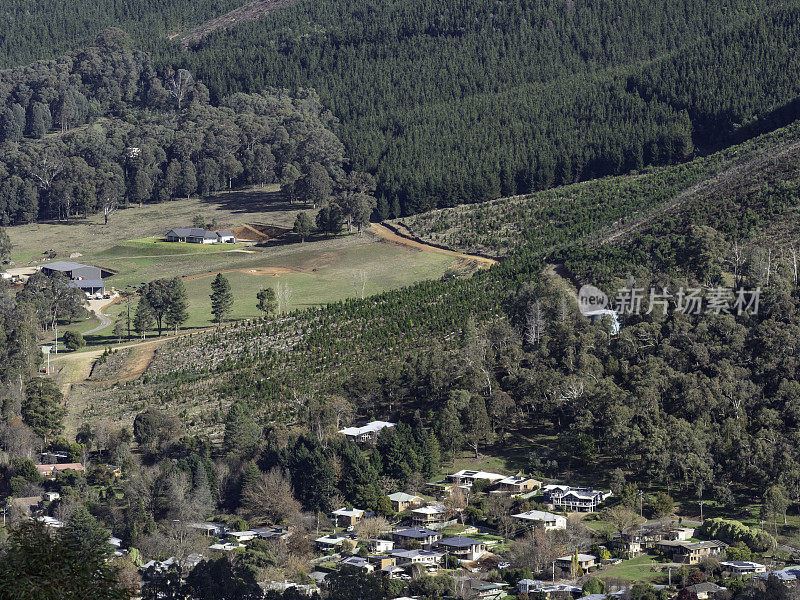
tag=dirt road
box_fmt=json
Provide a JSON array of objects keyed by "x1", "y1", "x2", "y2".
[{"x1": 370, "y1": 223, "x2": 498, "y2": 267}]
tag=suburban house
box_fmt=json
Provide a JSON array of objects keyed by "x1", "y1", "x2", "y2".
[
  {"x1": 494, "y1": 475, "x2": 542, "y2": 494},
  {"x1": 411, "y1": 504, "x2": 448, "y2": 526},
  {"x1": 315, "y1": 534, "x2": 349, "y2": 552},
  {"x1": 720, "y1": 561, "x2": 767, "y2": 576},
  {"x1": 656, "y1": 540, "x2": 727, "y2": 564},
  {"x1": 339, "y1": 556, "x2": 375, "y2": 573},
  {"x1": 165, "y1": 228, "x2": 237, "y2": 244},
  {"x1": 512, "y1": 509, "x2": 567, "y2": 531},
  {"x1": 470, "y1": 582, "x2": 508, "y2": 599},
  {"x1": 435, "y1": 537, "x2": 487, "y2": 561},
  {"x1": 332, "y1": 507, "x2": 365, "y2": 528},
  {"x1": 682, "y1": 582, "x2": 727, "y2": 599},
  {"x1": 517, "y1": 580, "x2": 583, "y2": 597},
  {"x1": 387, "y1": 492, "x2": 424, "y2": 512},
  {"x1": 253, "y1": 526, "x2": 291, "y2": 541},
  {"x1": 368, "y1": 539, "x2": 395, "y2": 553},
  {"x1": 391, "y1": 549, "x2": 444, "y2": 566},
  {"x1": 542, "y1": 485, "x2": 611, "y2": 512},
  {"x1": 555, "y1": 553, "x2": 597, "y2": 572},
  {"x1": 391, "y1": 527, "x2": 442, "y2": 548},
  {"x1": 447, "y1": 469, "x2": 506, "y2": 488},
  {"x1": 613, "y1": 523, "x2": 697, "y2": 557},
  {"x1": 189, "y1": 522, "x2": 229, "y2": 537},
  {"x1": 227, "y1": 530, "x2": 258, "y2": 543},
  {"x1": 40, "y1": 261, "x2": 113, "y2": 296},
  {"x1": 35, "y1": 463, "x2": 86, "y2": 478},
  {"x1": 381, "y1": 565, "x2": 406, "y2": 579},
  {"x1": 339, "y1": 421, "x2": 396, "y2": 443},
  {"x1": 756, "y1": 567, "x2": 800, "y2": 581},
  {"x1": 669, "y1": 526, "x2": 696, "y2": 541},
  {"x1": 367, "y1": 555, "x2": 397, "y2": 570}
]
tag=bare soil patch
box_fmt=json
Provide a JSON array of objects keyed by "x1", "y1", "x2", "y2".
[{"x1": 172, "y1": 0, "x2": 299, "y2": 48}]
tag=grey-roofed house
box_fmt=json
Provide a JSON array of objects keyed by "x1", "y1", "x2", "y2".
[
  {"x1": 339, "y1": 556, "x2": 375, "y2": 573},
  {"x1": 40, "y1": 261, "x2": 112, "y2": 295},
  {"x1": 435, "y1": 536, "x2": 487, "y2": 561},
  {"x1": 391, "y1": 527, "x2": 442, "y2": 548},
  {"x1": 390, "y1": 549, "x2": 444, "y2": 566},
  {"x1": 720, "y1": 560, "x2": 766, "y2": 576},
  {"x1": 165, "y1": 228, "x2": 236, "y2": 244},
  {"x1": 339, "y1": 421, "x2": 396, "y2": 443},
  {"x1": 387, "y1": 492, "x2": 424, "y2": 512}
]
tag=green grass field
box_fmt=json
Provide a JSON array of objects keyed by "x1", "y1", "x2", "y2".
[
  {"x1": 80, "y1": 234, "x2": 461, "y2": 346},
  {"x1": 598, "y1": 555, "x2": 666, "y2": 582}
]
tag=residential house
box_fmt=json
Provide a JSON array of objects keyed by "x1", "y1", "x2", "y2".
[
  {"x1": 227, "y1": 530, "x2": 258, "y2": 543},
  {"x1": 165, "y1": 228, "x2": 237, "y2": 244},
  {"x1": 495, "y1": 475, "x2": 542, "y2": 494},
  {"x1": 189, "y1": 522, "x2": 228, "y2": 537},
  {"x1": 756, "y1": 566, "x2": 800, "y2": 581},
  {"x1": 338, "y1": 421, "x2": 396, "y2": 443},
  {"x1": 332, "y1": 507, "x2": 365, "y2": 528},
  {"x1": 391, "y1": 549, "x2": 444, "y2": 566},
  {"x1": 40, "y1": 450, "x2": 69, "y2": 463},
  {"x1": 43, "y1": 492, "x2": 60, "y2": 502},
  {"x1": 517, "y1": 580, "x2": 583, "y2": 597},
  {"x1": 209, "y1": 541, "x2": 245, "y2": 552},
  {"x1": 447, "y1": 470, "x2": 506, "y2": 489},
  {"x1": 367, "y1": 555, "x2": 397, "y2": 570},
  {"x1": 35, "y1": 463, "x2": 86, "y2": 478},
  {"x1": 682, "y1": 582, "x2": 727, "y2": 599},
  {"x1": 542, "y1": 485, "x2": 610, "y2": 512},
  {"x1": 411, "y1": 504, "x2": 448, "y2": 526},
  {"x1": 381, "y1": 565, "x2": 405, "y2": 579},
  {"x1": 253, "y1": 526, "x2": 292, "y2": 541},
  {"x1": 512, "y1": 509, "x2": 567, "y2": 531},
  {"x1": 669, "y1": 527, "x2": 696, "y2": 541},
  {"x1": 720, "y1": 561, "x2": 767, "y2": 576},
  {"x1": 40, "y1": 261, "x2": 112, "y2": 296},
  {"x1": 656, "y1": 540, "x2": 727, "y2": 564},
  {"x1": 368, "y1": 539, "x2": 395, "y2": 553},
  {"x1": 315, "y1": 534, "x2": 349, "y2": 552},
  {"x1": 436, "y1": 537, "x2": 487, "y2": 561},
  {"x1": 339, "y1": 556, "x2": 375, "y2": 573},
  {"x1": 555, "y1": 553, "x2": 597, "y2": 572},
  {"x1": 392, "y1": 527, "x2": 442, "y2": 548},
  {"x1": 387, "y1": 492, "x2": 424, "y2": 513},
  {"x1": 470, "y1": 582, "x2": 508, "y2": 599}
]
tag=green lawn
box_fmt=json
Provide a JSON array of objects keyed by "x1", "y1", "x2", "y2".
[
  {"x1": 598, "y1": 555, "x2": 666, "y2": 583},
  {"x1": 94, "y1": 238, "x2": 248, "y2": 258},
  {"x1": 81, "y1": 235, "x2": 460, "y2": 346}
]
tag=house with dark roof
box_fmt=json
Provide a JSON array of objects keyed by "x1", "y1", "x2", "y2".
[
  {"x1": 165, "y1": 228, "x2": 236, "y2": 244},
  {"x1": 40, "y1": 261, "x2": 113, "y2": 296},
  {"x1": 391, "y1": 527, "x2": 442, "y2": 548},
  {"x1": 542, "y1": 484, "x2": 611, "y2": 512},
  {"x1": 435, "y1": 536, "x2": 487, "y2": 561}
]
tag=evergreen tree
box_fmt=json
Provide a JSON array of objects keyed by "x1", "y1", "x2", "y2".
[
  {"x1": 210, "y1": 273, "x2": 233, "y2": 323},
  {"x1": 293, "y1": 211, "x2": 314, "y2": 242},
  {"x1": 181, "y1": 161, "x2": 198, "y2": 200},
  {"x1": 22, "y1": 378, "x2": 66, "y2": 443},
  {"x1": 133, "y1": 295, "x2": 155, "y2": 338},
  {"x1": 223, "y1": 401, "x2": 261, "y2": 457},
  {"x1": 164, "y1": 277, "x2": 189, "y2": 335},
  {"x1": 256, "y1": 287, "x2": 277, "y2": 316},
  {"x1": 64, "y1": 505, "x2": 113, "y2": 562}
]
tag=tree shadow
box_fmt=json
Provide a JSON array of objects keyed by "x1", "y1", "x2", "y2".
[{"x1": 199, "y1": 187, "x2": 308, "y2": 214}]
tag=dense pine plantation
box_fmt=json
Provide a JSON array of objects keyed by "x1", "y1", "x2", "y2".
[
  {"x1": 0, "y1": 0, "x2": 247, "y2": 68},
  {"x1": 168, "y1": 0, "x2": 800, "y2": 214},
  {"x1": 399, "y1": 121, "x2": 800, "y2": 258}
]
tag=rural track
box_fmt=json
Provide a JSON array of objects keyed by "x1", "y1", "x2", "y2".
[
  {"x1": 597, "y1": 137, "x2": 800, "y2": 247},
  {"x1": 84, "y1": 308, "x2": 112, "y2": 335},
  {"x1": 370, "y1": 223, "x2": 498, "y2": 267}
]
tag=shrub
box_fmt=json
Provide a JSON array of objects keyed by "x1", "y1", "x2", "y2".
[{"x1": 62, "y1": 330, "x2": 85, "y2": 351}]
